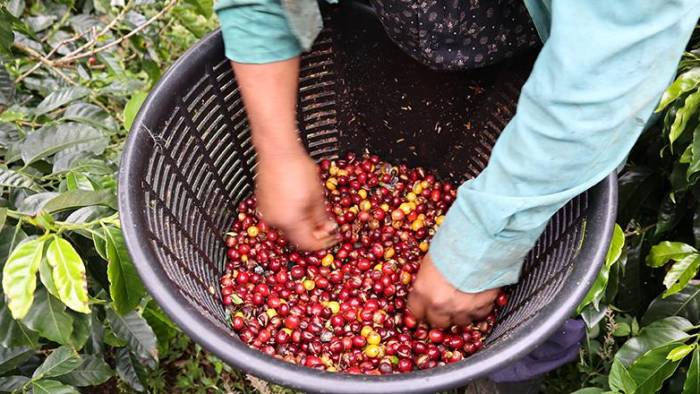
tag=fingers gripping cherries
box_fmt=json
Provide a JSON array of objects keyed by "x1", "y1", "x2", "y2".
[{"x1": 219, "y1": 152, "x2": 507, "y2": 374}]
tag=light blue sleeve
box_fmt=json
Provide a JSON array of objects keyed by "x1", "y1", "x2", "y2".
[
  {"x1": 429, "y1": 0, "x2": 700, "y2": 292},
  {"x1": 214, "y1": 0, "x2": 302, "y2": 63}
]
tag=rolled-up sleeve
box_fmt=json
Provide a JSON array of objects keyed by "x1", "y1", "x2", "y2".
[
  {"x1": 429, "y1": 0, "x2": 700, "y2": 292},
  {"x1": 215, "y1": 0, "x2": 302, "y2": 63}
]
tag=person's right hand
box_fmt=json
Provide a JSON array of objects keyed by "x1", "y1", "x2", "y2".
[{"x1": 255, "y1": 143, "x2": 338, "y2": 251}]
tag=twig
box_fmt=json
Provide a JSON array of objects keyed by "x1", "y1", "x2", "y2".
[
  {"x1": 12, "y1": 42, "x2": 78, "y2": 86},
  {"x1": 54, "y1": 0, "x2": 178, "y2": 65},
  {"x1": 15, "y1": 30, "x2": 89, "y2": 84},
  {"x1": 62, "y1": 1, "x2": 134, "y2": 59}
]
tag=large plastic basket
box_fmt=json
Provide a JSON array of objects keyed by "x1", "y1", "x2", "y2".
[{"x1": 119, "y1": 4, "x2": 617, "y2": 393}]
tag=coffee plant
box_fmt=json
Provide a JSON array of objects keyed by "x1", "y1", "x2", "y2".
[{"x1": 1, "y1": 0, "x2": 700, "y2": 392}]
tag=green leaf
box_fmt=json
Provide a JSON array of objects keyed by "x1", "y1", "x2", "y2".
[
  {"x1": 616, "y1": 317, "x2": 693, "y2": 367},
  {"x1": 65, "y1": 173, "x2": 95, "y2": 192},
  {"x1": 663, "y1": 254, "x2": 700, "y2": 297},
  {"x1": 0, "y1": 167, "x2": 41, "y2": 191},
  {"x1": 63, "y1": 102, "x2": 118, "y2": 132},
  {"x1": 69, "y1": 311, "x2": 90, "y2": 351},
  {"x1": 646, "y1": 241, "x2": 697, "y2": 268},
  {"x1": 43, "y1": 190, "x2": 116, "y2": 213},
  {"x1": 39, "y1": 256, "x2": 60, "y2": 300},
  {"x1": 683, "y1": 346, "x2": 700, "y2": 394},
  {"x1": 0, "y1": 296, "x2": 39, "y2": 348},
  {"x1": 106, "y1": 308, "x2": 158, "y2": 368},
  {"x1": 85, "y1": 313, "x2": 104, "y2": 356},
  {"x1": 123, "y1": 92, "x2": 147, "y2": 131},
  {"x1": 0, "y1": 375, "x2": 29, "y2": 392},
  {"x1": 115, "y1": 348, "x2": 145, "y2": 392},
  {"x1": 570, "y1": 389, "x2": 606, "y2": 394},
  {"x1": 629, "y1": 342, "x2": 684, "y2": 394},
  {"x1": 46, "y1": 236, "x2": 90, "y2": 314},
  {"x1": 31, "y1": 379, "x2": 80, "y2": 394},
  {"x1": 578, "y1": 224, "x2": 625, "y2": 313},
  {"x1": 33, "y1": 346, "x2": 81, "y2": 379},
  {"x1": 667, "y1": 343, "x2": 695, "y2": 361},
  {"x1": 655, "y1": 195, "x2": 685, "y2": 237},
  {"x1": 58, "y1": 355, "x2": 113, "y2": 387},
  {"x1": 658, "y1": 68, "x2": 700, "y2": 112},
  {"x1": 2, "y1": 238, "x2": 45, "y2": 319},
  {"x1": 0, "y1": 208, "x2": 6, "y2": 232},
  {"x1": 688, "y1": 123, "x2": 700, "y2": 178},
  {"x1": 15, "y1": 192, "x2": 58, "y2": 215},
  {"x1": 65, "y1": 206, "x2": 113, "y2": 225},
  {"x1": 184, "y1": 0, "x2": 213, "y2": 17},
  {"x1": 20, "y1": 123, "x2": 106, "y2": 165},
  {"x1": 669, "y1": 89, "x2": 700, "y2": 144},
  {"x1": 609, "y1": 358, "x2": 637, "y2": 393},
  {"x1": 104, "y1": 227, "x2": 145, "y2": 315},
  {"x1": 34, "y1": 87, "x2": 89, "y2": 116},
  {"x1": 0, "y1": 60, "x2": 13, "y2": 106},
  {"x1": 0, "y1": 346, "x2": 33, "y2": 375},
  {"x1": 614, "y1": 322, "x2": 632, "y2": 337},
  {"x1": 22, "y1": 288, "x2": 74, "y2": 345}
]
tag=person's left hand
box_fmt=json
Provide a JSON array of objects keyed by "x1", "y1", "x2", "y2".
[{"x1": 407, "y1": 254, "x2": 499, "y2": 328}]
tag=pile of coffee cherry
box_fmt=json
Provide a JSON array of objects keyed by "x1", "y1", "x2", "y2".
[{"x1": 219, "y1": 152, "x2": 507, "y2": 374}]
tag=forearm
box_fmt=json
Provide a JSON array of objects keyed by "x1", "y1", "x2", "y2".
[
  {"x1": 232, "y1": 58, "x2": 304, "y2": 157},
  {"x1": 430, "y1": 0, "x2": 700, "y2": 292}
]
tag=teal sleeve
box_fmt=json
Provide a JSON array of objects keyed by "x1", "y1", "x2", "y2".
[
  {"x1": 429, "y1": 0, "x2": 700, "y2": 292},
  {"x1": 214, "y1": 0, "x2": 302, "y2": 63}
]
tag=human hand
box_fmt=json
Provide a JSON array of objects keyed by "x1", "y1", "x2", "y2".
[
  {"x1": 255, "y1": 143, "x2": 338, "y2": 251},
  {"x1": 407, "y1": 254, "x2": 499, "y2": 328}
]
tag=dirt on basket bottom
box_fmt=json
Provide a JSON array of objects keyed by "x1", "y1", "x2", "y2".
[{"x1": 217, "y1": 152, "x2": 508, "y2": 375}]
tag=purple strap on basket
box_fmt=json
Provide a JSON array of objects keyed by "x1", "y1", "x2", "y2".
[{"x1": 488, "y1": 319, "x2": 585, "y2": 383}]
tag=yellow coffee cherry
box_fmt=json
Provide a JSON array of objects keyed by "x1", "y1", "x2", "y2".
[
  {"x1": 303, "y1": 279, "x2": 315, "y2": 291},
  {"x1": 361, "y1": 326, "x2": 374, "y2": 337},
  {"x1": 419, "y1": 241, "x2": 429, "y2": 252},
  {"x1": 266, "y1": 308, "x2": 277, "y2": 318},
  {"x1": 436, "y1": 215, "x2": 445, "y2": 225},
  {"x1": 411, "y1": 219, "x2": 425, "y2": 231},
  {"x1": 399, "y1": 203, "x2": 412, "y2": 215},
  {"x1": 384, "y1": 247, "x2": 395, "y2": 260},
  {"x1": 406, "y1": 192, "x2": 417, "y2": 202},
  {"x1": 322, "y1": 254, "x2": 334, "y2": 267},
  {"x1": 380, "y1": 203, "x2": 390, "y2": 212},
  {"x1": 326, "y1": 178, "x2": 338, "y2": 191},
  {"x1": 364, "y1": 344, "x2": 382, "y2": 358},
  {"x1": 247, "y1": 226, "x2": 259, "y2": 237},
  {"x1": 366, "y1": 331, "x2": 382, "y2": 345},
  {"x1": 358, "y1": 189, "x2": 368, "y2": 199},
  {"x1": 329, "y1": 165, "x2": 339, "y2": 176},
  {"x1": 326, "y1": 301, "x2": 340, "y2": 314},
  {"x1": 359, "y1": 200, "x2": 372, "y2": 211}
]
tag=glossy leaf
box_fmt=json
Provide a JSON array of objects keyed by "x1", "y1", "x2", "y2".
[
  {"x1": 667, "y1": 343, "x2": 695, "y2": 361},
  {"x1": 683, "y1": 346, "x2": 700, "y2": 394},
  {"x1": 570, "y1": 389, "x2": 606, "y2": 394},
  {"x1": 616, "y1": 317, "x2": 692, "y2": 367},
  {"x1": 578, "y1": 225, "x2": 624, "y2": 313},
  {"x1": 43, "y1": 190, "x2": 116, "y2": 214},
  {"x1": 184, "y1": 0, "x2": 213, "y2": 17},
  {"x1": 39, "y1": 256, "x2": 60, "y2": 299},
  {"x1": 20, "y1": 123, "x2": 105, "y2": 165},
  {"x1": 0, "y1": 375, "x2": 29, "y2": 392},
  {"x1": 22, "y1": 288, "x2": 74, "y2": 345},
  {"x1": 59, "y1": 355, "x2": 113, "y2": 387},
  {"x1": 658, "y1": 68, "x2": 700, "y2": 112},
  {"x1": 46, "y1": 236, "x2": 90, "y2": 313},
  {"x1": 643, "y1": 284, "x2": 700, "y2": 325},
  {"x1": 69, "y1": 311, "x2": 91, "y2": 351},
  {"x1": 123, "y1": 92, "x2": 147, "y2": 131},
  {"x1": 33, "y1": 87, "x2": 89, "y2": 116},
  {"x1": 609, "y1": 358, "x2": 637, "y2": 393},
  {"x1": 629, "y1": 342, "x2": 683, "y2": 394},
  {"x1": 32, "y1": 379, "x2": 80, "y2": 394},
  {"x1": 63, "y1": 102, "x2": 118, "y2": 131},
  {"x1": 0, "y1": 296, "x2": 39, "y2": 348},
  {"x1": 104, "y1": 227, "x2": 145, "y2": 315},
  {"x1": 663, "y1": 254, "x2": 700, "y2": 297},
  {"x1": 0, "y1": 167, "x2": 41, "y2": 191},
  {"x1": 106, "y1": 308, "x2": 158, "y2": 368},
  {"x1": 33, "y1": 346, "x2": 81, "y2": 379},
  {"x1": 669, "y1": 89, "x2": 700, "y2": 144},
  {"x1": 646, "y1": 241, "x2": 697, "y2": 268},
  {"x1": 65, "y1": 206, "x2": 113, "y2": 225},
  {"x1": 15, "y1": 192, "x2": 58, "y2": 215},
  {"x1": 0, "y1": 207, "x2": 6, "y2": 232},
  {"x1": 115, "y1": 348, "x2": 145, "y2": 392},
  {"x1": 2, "y1": 238, "x2": 45, "y2": 319},
  {"x1": 0, "y1": 346, "x2": 33, "y2": 375}
]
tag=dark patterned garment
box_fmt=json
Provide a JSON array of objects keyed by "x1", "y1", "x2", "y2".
[{"x1": 370, "y1": 0, "x2": 540, "y2": 70}]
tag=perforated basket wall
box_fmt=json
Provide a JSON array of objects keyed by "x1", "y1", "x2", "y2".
[{"x1": 119, "y1": 6, "x2": 616, "y2": 393}]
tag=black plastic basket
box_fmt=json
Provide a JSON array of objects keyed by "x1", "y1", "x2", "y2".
[{"x1": 119, "y1": 5, "x2": 617, "y2": 393}]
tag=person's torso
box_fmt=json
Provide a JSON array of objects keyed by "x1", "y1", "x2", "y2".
[{"x1": 368, "y1": 0, "x2": 540, "y2": 70}]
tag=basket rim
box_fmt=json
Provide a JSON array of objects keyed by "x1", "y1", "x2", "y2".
[{"x1": 118, "y1": 29, "x2": 618, "y2": 394}]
